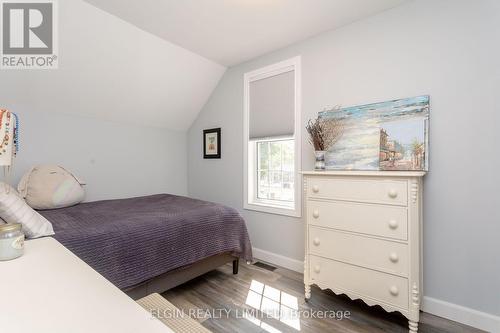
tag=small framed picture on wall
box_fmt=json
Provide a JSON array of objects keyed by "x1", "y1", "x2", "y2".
[{"x1": 203, "y1": 128, "x2": 221, "y2": 159}]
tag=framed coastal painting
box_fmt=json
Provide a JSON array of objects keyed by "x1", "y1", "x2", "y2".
[
  {"x1": 319, "y1": 95, "x2": 429, "y2": 171},
  {"x1": 203, "y1": 128, "x2": 221, "y2": 159}
]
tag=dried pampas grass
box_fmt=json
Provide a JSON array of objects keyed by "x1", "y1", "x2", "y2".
[{"x1": 306, "y1": 109, "x2": 344, "y2": 151}]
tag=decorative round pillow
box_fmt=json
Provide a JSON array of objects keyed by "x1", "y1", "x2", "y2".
[{"x1": 17, "y1": 165, "x2": 86, "y2": 210}]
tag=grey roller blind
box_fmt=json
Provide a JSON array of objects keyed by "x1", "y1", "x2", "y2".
[{"x1": 249, "y1": 70, "x2": 295, "y2": 139}]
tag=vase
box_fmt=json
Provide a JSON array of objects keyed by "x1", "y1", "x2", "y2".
[{"x1": 314, "y1": 151, "x2": 326, "y2": 170}]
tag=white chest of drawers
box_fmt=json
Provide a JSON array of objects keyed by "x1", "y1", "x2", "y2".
[{"x1": 302, "y1": 171, "x2": 425, "y2": 333}]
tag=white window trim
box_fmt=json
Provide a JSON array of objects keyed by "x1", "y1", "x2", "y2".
[{"x1": 243, "y1": 57, "x2": 302, "y2": 218}]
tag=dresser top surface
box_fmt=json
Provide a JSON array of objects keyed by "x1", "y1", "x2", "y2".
[{"x1": 300, "y1": 170, "x2": 426, "y2": 177}]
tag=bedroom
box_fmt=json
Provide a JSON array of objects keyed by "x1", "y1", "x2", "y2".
[{"x1": 0, "y1": 0, "x2": 498, "y2": 333}]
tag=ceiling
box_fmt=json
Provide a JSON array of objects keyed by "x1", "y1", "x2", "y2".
[
  {"x1": 83, "y1": 0, "x2": 409, "y2": 66},
  {"x1": 2, "y1": 0, "x2": 225, "y2": 131}
]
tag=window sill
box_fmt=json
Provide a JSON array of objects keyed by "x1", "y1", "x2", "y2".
[{"x1": 244, "y1": 201, "x2": 301, "y2": 218}]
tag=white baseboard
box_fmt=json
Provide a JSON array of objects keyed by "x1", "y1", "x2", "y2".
[
  {"x1": 252, "y1": 247, "x2": 303, "y2": 273},
  {"x1": 423, "y1": 296, "x2": 500, "y2": 333}
]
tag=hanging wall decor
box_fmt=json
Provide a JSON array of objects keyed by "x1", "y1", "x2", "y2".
[
  {"x1": 319, "y1": 96, "x2": 429, "y2": 171},
  {"x1": 0, "y1": 109, "x2": 19, "y2": 168},
  {"x1": 203, "y1": 128, "x2": 221, "y2": 159}
]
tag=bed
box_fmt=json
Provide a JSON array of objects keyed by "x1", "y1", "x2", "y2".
[{"x1": 39, "y1": 194, "x2": 252, "y2": 299}]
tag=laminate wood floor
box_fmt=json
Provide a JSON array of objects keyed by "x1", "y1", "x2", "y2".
[{"x1": 162, "y1": 261, "x2": 484, "y2": 333}]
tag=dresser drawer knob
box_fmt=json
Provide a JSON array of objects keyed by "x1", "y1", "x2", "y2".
[
  {"x1": 388, "y1": 220, "x2": 398, "y2": 229},
  {"x1": 389, "y1": 286, "x2": 399, "y2": 296},
  {"x1": 312, "y1": 210, "x2": 320, "y2": 218},
  {"x1": 388, "y1": 189, "x2": 398, "y2": 199},
  {"x1": 389, "y1": 252, "x2": 399, "y2": 263},
  {"x1": 314, "y1": 265, "x2": 321, "y2": 273},
  {"x1": 312, "y1": 185, "x2": 319, "y2": 193},
  {"x1": 313, "y1": 238, "x2": 320, "y2": 246}
]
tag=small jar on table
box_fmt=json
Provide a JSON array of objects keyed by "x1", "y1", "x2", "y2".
[{"x1": 0, "y1": 223, "x2": 25, "y2": 261}]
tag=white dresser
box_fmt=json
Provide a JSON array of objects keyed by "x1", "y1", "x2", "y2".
[{"x1": 302, "y1": 171, "x2": 425, "y2": 332}]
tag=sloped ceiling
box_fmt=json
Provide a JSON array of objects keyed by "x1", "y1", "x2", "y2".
[
  {"x1": 1, "y1": 0, "x2": 226, "y2": 131},
  {"x1": 83, "y1": 0, "x2": 409, "y2": 66},
  {"x1": 2, "y1": 0, "x2": 410, "y2": 131}
]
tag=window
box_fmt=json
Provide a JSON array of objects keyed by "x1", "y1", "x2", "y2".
[
  {"x1": 256, "y1": 138, "x2": 294, "y2": 203},
  {"x1": 243, "y1": 57, "x2": 301, "y2": 217}
]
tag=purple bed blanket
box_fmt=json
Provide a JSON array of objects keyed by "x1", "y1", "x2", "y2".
[{"x1": 40, "y1": 194, "x2": 252, "y2": 289}]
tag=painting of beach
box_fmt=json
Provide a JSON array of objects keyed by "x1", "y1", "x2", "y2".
[{"x1": 318, "y1": 95, "x2": 429, "y2": 171}]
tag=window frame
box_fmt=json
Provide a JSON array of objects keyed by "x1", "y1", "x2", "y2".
[{"x1": 243, "y1": 57, "x2": 302, "y2": 217}]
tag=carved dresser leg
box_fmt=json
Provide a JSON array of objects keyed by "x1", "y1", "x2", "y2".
[
  {"x1": 409, "y1": 320, "x2": 418, "y2": 332},
  {"x1": 409, "y1": 282, "x2": 420, "y2": 332},
  {"x1": 304, "y1": 284, "x2": 311, "y2": 301},
  {"x1": 304, "y1": 254, "x2": 311, "y2": 301}
]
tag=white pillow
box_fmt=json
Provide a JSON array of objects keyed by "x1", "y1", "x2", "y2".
[
  {"x1": 18, "y1": 165, "x2": 86, "y2": 210},
  {"x1": 0, "y1": 183, "x2": 54, "y2": 238}
]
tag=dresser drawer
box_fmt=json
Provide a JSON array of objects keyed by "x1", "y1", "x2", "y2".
[
  {"x1": 307, "y1": 200, "x2": 408, "y2": 240},
  {"x1": 307, "y1": 177, "x2": 407, "y2": 206},
  {"x1": 309, "y1": 227, "x2": 408, "y2": 277},
  {"x1": 309, "y1": 255, "x2": 409, "y2": 310}
]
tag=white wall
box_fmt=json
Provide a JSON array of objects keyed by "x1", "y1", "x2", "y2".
[
  {"x1": 10, "y1": 110, "x2": 187, "y2": 201},
  {"x1": 187, "y1": 0, "x2": 500, "y2": 328}
]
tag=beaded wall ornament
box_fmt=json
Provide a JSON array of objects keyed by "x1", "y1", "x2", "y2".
[
  {"x1": 0, "y1": 110, "x2": 19, "y2": 155},
  {"x1": 0, "y1": 110, "x2": 5, "y2": 129},
  {"x1": 0, "y1": 111, "x2": 12, "y2": 156},
  {"x1": 13, "y1": 113, "x2": 19, "y2": 156},
  {"x1": 0, "y1": 109, "x2": 7, "y2": 155},
  {"x1": 0, "y1": 109, "x2": 19, "y2": 183}
]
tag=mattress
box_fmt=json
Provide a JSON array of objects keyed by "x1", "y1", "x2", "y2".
[{"x1": 40, "y1": 194, "x2": 252, "y2": 289}]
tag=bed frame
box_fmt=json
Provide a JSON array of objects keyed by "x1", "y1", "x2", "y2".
[{"x1": 125, "y1": 253, "x2": 239, "y2": 300}]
